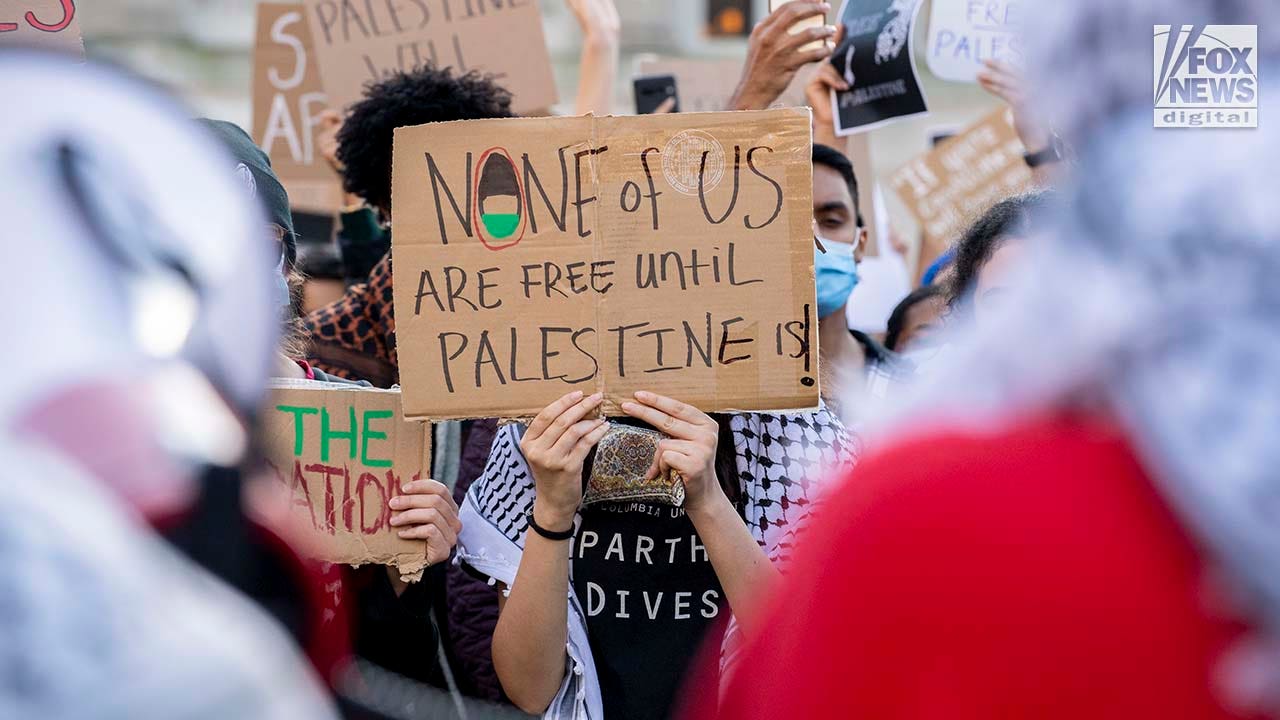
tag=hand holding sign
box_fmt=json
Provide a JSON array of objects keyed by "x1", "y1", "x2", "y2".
[
  {"x1": 730, "y1": 1, "x2": 837, "y2": 110},
  {"x1": 521, "y1": 391, "x2": 611, "y2": 530},
  {"x1": 388, "y1": 478, "x2": 461, "y2": 566},
  {"x1": 621, "y1": 392, "x2": 721, "y2": 515},
  {"x1": 316, "y1": 108, "x2": 344, "y2": 173},
  {"x1": 805, "y1": 59, "x2": 849, "y2": 146}
]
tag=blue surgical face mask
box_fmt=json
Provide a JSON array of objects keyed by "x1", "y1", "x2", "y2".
[
  {"x1": 273, "y1": 256, "x2": 291, "y2": 317},
  {"x1": 815, "y1": 237, "x2": 859, "y2": 319}
]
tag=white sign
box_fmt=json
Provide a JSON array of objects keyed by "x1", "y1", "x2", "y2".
[
  {"x1": 1154, "y1": 24, "x2": 1258, "y2": 129},
  {"x1": 924, "y1": 0, "x2": 1023, "y2": 83}
]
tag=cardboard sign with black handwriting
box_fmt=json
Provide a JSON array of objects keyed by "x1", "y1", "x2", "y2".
[
  {"x1": 391, "y1": 110, "x2": 818, "y2": 421},
  {"x1": 300, "y1": 0, "x2": 556, "y2": 114},
  {"x1": 252, "y1": 3, "x2": 343, "y2": 213},
  {"x1": 888, "y1": 106, "x2": 1034, "y2": 275},
  {"x1": 0, "y1": 0, "x2": 84, "y2": 57},
  {"x1": 262, "y1": 382, "x2": 431, "y2": 580}
]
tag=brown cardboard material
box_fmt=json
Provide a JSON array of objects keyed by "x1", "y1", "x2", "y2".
[
  {"x1": 262, "y1": 382, "x2": 431, "y2": 581},
  {"x1": 300, "y1": 0, "x2": 557, "y2": 115},
  {"x1": 252, "y1": 3, "x2": 343, "y2": 214},
  {"x1": 843, "y1": 132, "x2": 879, "y2": 256},
  {"x1": 390, "y1": 109, "x2": 818, "y2": 421},
  {"x1": 0, "y1": 0, "x2": 84, "y2": 57},
  {"x1": 887, "y1": 107, "x2": 1034, "y2": 278}
]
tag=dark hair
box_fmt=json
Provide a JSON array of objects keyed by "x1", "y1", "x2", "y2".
[
  {"x1": 884, "y1": 284, "x2": 946, "y2": 352},
  {"x1": 812, "y1": 143, "x2": 864, "y2": 228},
  {"x1": 948, "y1": 192, "x2": 1050, "y2": 307},
  {"x1": 336, "y1": 65, "x2": 514, "y2": 215}
]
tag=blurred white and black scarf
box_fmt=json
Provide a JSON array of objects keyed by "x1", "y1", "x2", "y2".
[{"x1": 874, "y1": 0, "x2": 1280, "y2": 711}]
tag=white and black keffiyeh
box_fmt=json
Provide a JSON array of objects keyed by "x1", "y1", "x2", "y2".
[
  {"x1": 467, "y1": 410, "x2": 856, "y2": 566},
  {"x1": 869, "y1": 0, "x2": 1280, "y2": 711},
  {"x1": 457, "y1": 407, "x2": 855, "y2": 719}
]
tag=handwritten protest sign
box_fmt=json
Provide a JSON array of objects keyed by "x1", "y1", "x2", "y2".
[
  {"x1": 0, "y1": 0, "x2": 83, "y2": 57},
  {"x1": 925, "y1": 0, "x2": 1023, "y2": 83},
  {"x1": 252, "y1": 3, "x2": 342, "y2": 213},
  {"x1": 262, "y1": 381, "x2": 431, "y2": 580},
  {"x1": 299, "y1": 0, "x2": 556, "y2": 114},
  {"x1": 888, "y1": 106, "x2": 1034, "y2": 273},
  {"x1": 390, "y1": 110, "x2": 818, "y2": 421},
  {"x1": 829, "y1": 0, "x2": 928, "y2": 134}
]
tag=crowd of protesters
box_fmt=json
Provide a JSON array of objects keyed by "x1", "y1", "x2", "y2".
[{"x1": 4, "y1": 0, "x2": 1278, "y2": 718}]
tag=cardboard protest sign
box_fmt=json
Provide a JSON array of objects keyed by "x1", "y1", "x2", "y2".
[
  {"x1": 262, "y1": 381, "x2": 431, "y2": 580},
  {"x1": 925, "y1": 0, "x2": 1023, "y2": 83},
  {"x1": 299, "y1": 0, "x2": 556, "y2": 114},
  {"x1": 0, "y1": 0, "x2": 84, "y2": 57},
  {"x1": 252, "y1": 3, "x2": 343, "y2": 213},
  {"x1": 636, "y1": 56, "x2": 814, "y2": 113},
  {"x1": 888, "y1": 106, "x2": 1034, "y2": 275},
  {"x1": 829, "y1": 0, "x2": 928, "y2": 135},
  {"x1": 390, "y1": 110, "x2": 818, "y2": 421}
]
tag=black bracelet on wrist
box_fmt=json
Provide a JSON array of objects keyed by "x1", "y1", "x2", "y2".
[{"x1": 527, "y1": 508, "x2": 575, "y2": 541}]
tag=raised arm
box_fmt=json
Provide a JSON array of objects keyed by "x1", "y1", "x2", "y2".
[
  {"x1": 491, "y1": 391, "x2": 610, "y2": 714},
  {"x1": 567, "y1": 0, "x2": 621, "y2": 116},
  {"x1": 621, "y1": 392, "x2": 781, "y2": 638},
  {"x1": 728, "y1": 1, "x2": 836, "y2": 111}
]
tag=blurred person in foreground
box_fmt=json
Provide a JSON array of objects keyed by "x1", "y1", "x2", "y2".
[
  {"x1": 198, "y1": 119, "x2": 464, "y2": 696},
  {"x1": 709, "y1": 2, "x2": 1280, "y2": 718},
  {"x1": 1, "y1": 50, "x2": 334, "y2": 718}
]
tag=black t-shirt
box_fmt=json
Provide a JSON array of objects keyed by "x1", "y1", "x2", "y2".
[{"x1": 571, "y1": 501, "x2": 726, "y2": 720}]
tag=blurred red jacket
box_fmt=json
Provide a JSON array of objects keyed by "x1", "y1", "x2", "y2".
[{"x1": 704, "y1": 412, "x2": 1268, "y2": 720}]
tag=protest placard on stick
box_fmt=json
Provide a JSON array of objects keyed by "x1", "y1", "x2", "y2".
[
  {"x1": 888, "y1": 106, "x2": 1034, "y2": 276},
  {"x1": 0, "y1": 0, "x2": 84, "y2": 57},
  {"x1": 252, "y1": 3, "x2": 342, "y2": 213},
  {"x1": 300, "y1": 0, "x2": 557, "y2": 114},
  {"x1": 390, "y1": 109, "x2": 818, "y2": 421},
  {"x1": 262, "y1": 381, "x2": 431, "y2": 581},
  {"x1": 924, "y1": 0, "x2": 1023, "y2": 83}
]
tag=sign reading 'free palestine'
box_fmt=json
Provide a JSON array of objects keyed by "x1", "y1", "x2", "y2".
[{"x1": 390, "y1": 110, "x2": 820, "y2": 421}]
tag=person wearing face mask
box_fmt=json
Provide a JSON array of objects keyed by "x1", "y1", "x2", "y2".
[{"x1": 812, "y1": 144, "x2": 907, "y2": 428}]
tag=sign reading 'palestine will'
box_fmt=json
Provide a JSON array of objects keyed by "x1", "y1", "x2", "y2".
[
  {"x1": 390, "y1": 110, "x2": 820, "y2": 421},
  {"x1": 251, "y1": 2, "x2": 343, "y2": 213},
  {"x1": 300, "y1": 0, "x2": 558, "y2": 114}
]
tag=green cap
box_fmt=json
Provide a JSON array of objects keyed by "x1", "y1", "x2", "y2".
[{"x1": 197, "y1": 119, "x2": 297, "y2": 268}]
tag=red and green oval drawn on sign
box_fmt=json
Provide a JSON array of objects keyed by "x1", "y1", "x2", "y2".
[{"x1": 473, "y1": 147, "x2": 526, "y2": 250}]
